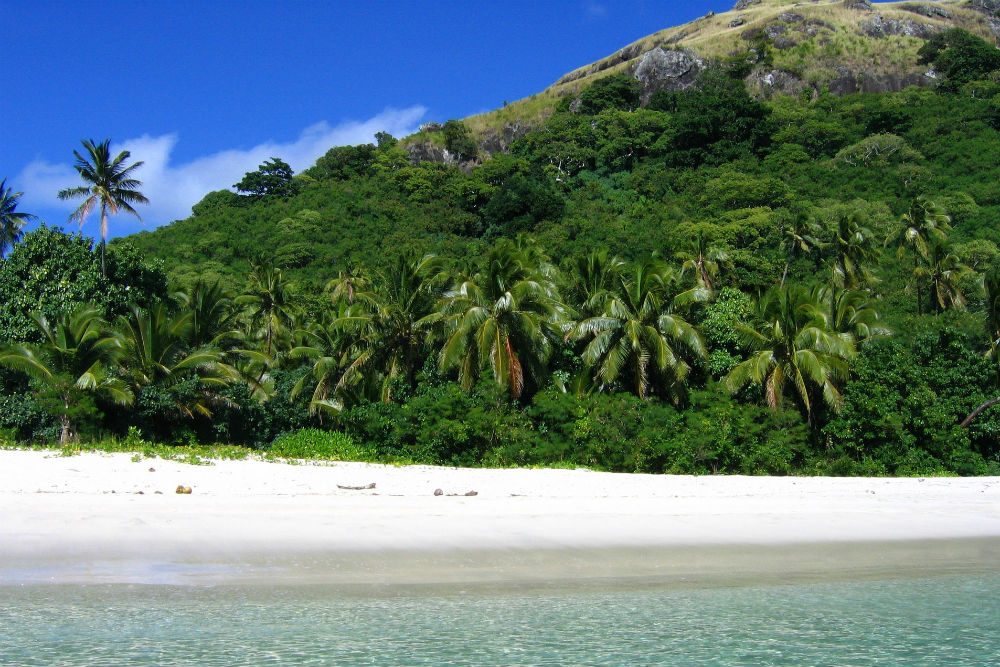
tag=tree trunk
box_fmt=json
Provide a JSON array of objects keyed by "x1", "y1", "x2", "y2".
[
  {"x1": 780, "y1": 262, "x2": 789, "y2": 288},
  {"x1": 961, "y1": 397, "x2": 1000, "y2": 428},
  {"x1": 100, "y1": 204, "x2": 108, "y2": 277},
  {"x1": 59, "y1": 397, "x2": 73, "y2": 445}
]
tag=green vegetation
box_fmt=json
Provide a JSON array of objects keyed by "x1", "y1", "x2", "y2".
[{"x1": 2, "y1": 27, "x2": 999, "y2": 476}]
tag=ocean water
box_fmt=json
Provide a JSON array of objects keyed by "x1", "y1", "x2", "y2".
[{"x1": 2, "y1": 573, "x2": 999, "y2": 666}]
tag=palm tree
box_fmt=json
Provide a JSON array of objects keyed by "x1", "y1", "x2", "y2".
[
  {"x1": 564, "y1": 250, "x2": 626, "y2": 318},
  {"x1": 678, "y1": 231, "x2": 727, "y2": 292},
  {"x1": 289, "y1": 305, "x2": 359, "y2": 418},
  {"x1": 915, "y1": 241, "x2": 971, "y2": 313},
  {"x1": 57, "y1": 139, "x2": 148, "y2": 276},
  {"x1": 570, "y1": 258, "x2": 707, "y2": 401},
  {"x1": 237, "y1": 261, "x2": 295, "y2": 360},
  {"x1": 116, "y1": 303, "x2": 238, "y2": 418},
  {"x1": 325, "y1": 265, "x2": 371, "y2": 305},
  {"x1": 985, "y1": 269, "x2": 1000, "y2": 363},
  {"x1": 725, "y1": 286, "x2": 855, "y2": 422},
  {"x1": 428, "y1": 241, "x2": 565, "y2": 399},
  {"x1": 888, "y1": 197, "x2": 952, "y2": 315},
  {"x1": 336, "y1": 254, "x2": 445, "y2": 401},
  {"x1": 0, "y1": 305, "x2": 131, "y2": 443},
  {"x1": 174, "y1": 280, "x2": 241, "y2": 349},
  {"x1": 820, "y1": 286, "x2": 891, "y2": 344},
  {"x1": 829, "y1": 212, "x2": 877, "y2": 291},
  {"x1": 0, "y1": 178, "x2": 36, "y2": 258},
  {"x1": 779, "y1": 213, "x2": 823, "y2": 287}
]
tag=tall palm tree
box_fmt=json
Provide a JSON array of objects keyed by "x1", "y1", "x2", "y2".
[
  {"x1": 820, "y1": 286, "x2": 891, "y2": 344},
  {"x1": 237, "y1": 261, "x2": 295, "y2": 360},
  {"x1": 985, "y1": 269, "x2": 1000, "y2": 363},
  {"x1": 915, "y1": 241, "x2": 971, "y2": 313},
  {"x1": 678, "y1": 231, "x2": 727, "y2": 292},
  {"x1": 564, "y1": 250, "x2": 626, "y2": 318},
  {"x1": 829, "y1": 212, "x2": 877, "y2": 291},
  {"x1": 0, "y1": 178, "x2": 36, "y2": 258},
  {"x1": 780, "y1": 212, "x2": 823, "y2": 287},
  {"x1": 428, "y1": 241, "x2": 565, "y2": 399},
  {"x1": 57, "y1": 139, "x2": 148, "y2": 276},
  {"x1": 570, "y1": 258, "x2": 707, "y2": 401},
  {"x1": 725, "y1": 285, "x2": 855, "y2": 422},
  {"x1": 336, "y1": 254, "x2": 445, "y2": 401},
  {"x1": 116, "y1": 303, "x2": 238, "y2": 418},
  {"x1": 289, "y1": 305, "x2": 359, "y2": 418},
  {"x1": 174, "y1": 280, "x2": 241, "y2": 350},
  {"x1": 0, "y1": 305, "x2": 131, "y2": 443},
  {"x1": 888, "y1": 197, "x2": 952, "y2": 315}
]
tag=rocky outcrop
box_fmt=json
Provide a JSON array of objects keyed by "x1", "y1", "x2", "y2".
[
  {"x1": 632, "y1": 48, "x2": 705, "y2": 103},
  {"x1": 749, "y1": 69, "x2": 808, "y2": 98},
  {"x1": 970, "y1": 0, "x2": 1000, "y2": 16},
  {"x1": 479, "y1": 123, "x2": 534, "y2": 155},
  {"x1": 733, "y1": 0, "x2": 761, "y2": 9},
  {"x1": 860, "y1": 14, "x2": 938, "y2": 38},
  {"x1": 900, "y1": 4, "x2": 951, "y2": 19},
  {"x1": 844, "y1": 0, "x2": 873, "y2": 10}
]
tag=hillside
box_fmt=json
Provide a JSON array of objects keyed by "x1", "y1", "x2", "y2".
[{"x1": 454, "y1": 0, "x2": 1000, "y2": 149}]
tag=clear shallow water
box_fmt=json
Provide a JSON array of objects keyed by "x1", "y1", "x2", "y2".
[{"x1": 2, "y1": 574, "x2": 999, "y2": 666}]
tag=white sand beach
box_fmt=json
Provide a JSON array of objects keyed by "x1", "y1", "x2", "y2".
[{"x1": 1, "y1": 450, "x2": 999, "y2": 586}]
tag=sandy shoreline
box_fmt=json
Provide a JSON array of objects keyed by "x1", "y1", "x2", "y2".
[{"x1": 1, "y1": 450, "x2": 999, "y2": 586}]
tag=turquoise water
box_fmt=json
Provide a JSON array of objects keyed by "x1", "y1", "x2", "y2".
[{"x1": 2, "y1": 574, "x2": 999, "y2": 666}]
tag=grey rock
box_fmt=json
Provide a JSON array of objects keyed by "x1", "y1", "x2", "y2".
[
  {"x1": 733, "y1": 0, "x2": 761, "y2": 9},
  {"x1": 751, "y1": 69, "x2": 807, "y2": 98},
  {"x1": 844, "y1": 0, "x2": 873, "y2": 10},
  {"x1": 632, "y1": 48, "x2": 705, "y2": 103},
  {"x1": 479, "y1": 122, "x2": 533, "y2": 155},
  {"x1": 970, "y1": 0, "x2": 1000, "y2": 17},
  {"x1": 730, "y1": 17, "x2": 745, "y2": 28},
  {"x1": 899, "y1": 3, "x2": 951, "y2": 19},
  {"x1": 773, "y1": 37, "x2": 799, "y2": 50},
  {"x1": 765, "y1": 24, "x2": 787, "y2": 39},
  {"x1": 778, "y1": 12, "x2": 805, "y2": 23},
  {"x1": 860, "y1": 14, "x2": 937, "y2": 39},
  {"x1": 433, "y1": 488, "x2": 443, "y2": 496}
]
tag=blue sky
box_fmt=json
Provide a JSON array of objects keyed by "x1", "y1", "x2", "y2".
[{"x1": 2, "y1": 0, "x2": 733, "y2": 237}]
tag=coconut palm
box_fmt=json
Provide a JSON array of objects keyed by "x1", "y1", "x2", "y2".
[
  {"x1": 336, "y1": 254, "x2": 445, "y2": 401},
  {"x1": 56, "y1": 139, "x2": 148, "y2": 276},
  {"x1": 985, "y1": 269, "x2": 1000, "y2": 359},
  {"x1": 888, "y1": 197, "x2": 952, "y2": 314},
  {"x1": 829, "y1": 212, "x2": 878, "y2": 291},
  {"x1": 174, "y1": 280, "x2": 242, "y2": 350},
  {"x1": 237, "y1": 261, "x2": 295, "y2": 360},
  {"x1": 289, "y1": 305, "x2": 360, "y2": 417},
  {"x1": 821, "y1": 286, "x2": 891, "y2": 344},
  {"x1": 564, "y1": 250, "x2": 626, "y2": 318},
  {"x1": 889, "y1": 196, "x2": 952, "y2": 262},
  {"x1": 116, "y1": 303, "x2": 238, "y2": 418},
  {"x1": 325, "y1": 265, "x2": 372, "y2": 305},
  {"x1": 916, "y1": 241, "x2": 971, "y2": 313},
  {"x1": 428, "y1": 241, "x2": 565, "y2": 399},
  {"x1": 725, "y1": 286, "x2": 855, "y2": 421},
  {"x1": 570, "y1": 258, "x2": 707, "y2": 401},
  {"x1": 678, "y1": 231, "x2": 728, "y2": 292},
  {"x1": 0, "y1": 305, "x2": 131, "y2": 443},
  {"x1": 780, "y1": 212, "x2": 823, "y2": 287},
  {"x1": 0, "y1": 178, "x2": 36, "y2": 258}
]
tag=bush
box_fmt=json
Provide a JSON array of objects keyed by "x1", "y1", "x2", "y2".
[{"x1": 269, "y1": 428, "x2": 375, "y2": 461}]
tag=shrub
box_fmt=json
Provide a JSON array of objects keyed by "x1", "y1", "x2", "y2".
[{"x1": 269, "y1": 428, "x2": 375, "y2": 461}]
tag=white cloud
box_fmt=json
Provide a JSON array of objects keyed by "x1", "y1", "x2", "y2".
[{"x1": 17, "y1": 106, "x2": 426, "y2": 231}]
